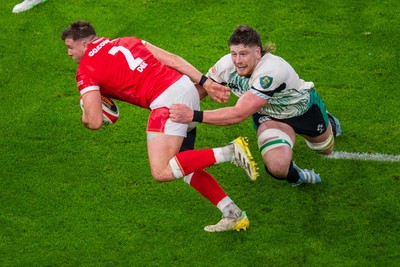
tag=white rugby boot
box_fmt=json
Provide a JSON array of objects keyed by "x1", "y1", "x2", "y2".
[
  {"x1": 12, "y1": 0, "x2": 47, "y2": 13},
  {"x1": 204, "y1": 211, "x2": 249, "y2": 232}
]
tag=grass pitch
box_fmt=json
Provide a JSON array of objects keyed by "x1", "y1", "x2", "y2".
[{"x1": 0, "y1": 0, "x2": 399, "y2": 266}]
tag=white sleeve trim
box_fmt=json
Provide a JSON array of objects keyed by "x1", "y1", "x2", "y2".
[{"x1": 80, "y1": 86, "x2": 100, "y2": 95}]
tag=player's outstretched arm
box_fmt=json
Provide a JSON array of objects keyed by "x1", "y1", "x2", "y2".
[
  {"x1": 144, "y1": 41, "x2": 229, "y2": 103},
  {"x1": 170, "y1": 91, "x2": 267, "y2": 126}
]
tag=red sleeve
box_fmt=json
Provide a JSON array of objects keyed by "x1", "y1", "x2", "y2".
[{"x1": 76, "y1": 66, "x2": 100, "y2": 95}]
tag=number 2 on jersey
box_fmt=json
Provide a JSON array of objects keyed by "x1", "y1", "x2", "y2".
[{"x1": 108, "y1": 46, "x2": 147, "y2": 72}]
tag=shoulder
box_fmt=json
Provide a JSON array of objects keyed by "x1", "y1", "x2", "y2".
[
  {"x1": 254, "y1": 53, "x2": 284, "y2": 75},
  {"x1": 207, "y1": 54, "x2": 235, "y2": 83},
  {"x1": 209, "y1": 54, "x2": 234, "y2": 71},
  {"x1": 250, "y1": 53, "x2": 288, "y2": 91},
  {"x1": 113, "y1": 36, "x2": 143, "y2": 46}
]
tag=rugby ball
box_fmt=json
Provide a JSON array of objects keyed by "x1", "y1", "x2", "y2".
[
  {"x1": 80, "y1": 95, "x2": 119, "y2": 125},
  {"x1": 100, "y1": 96, "x2": 119, "y2": 124}
]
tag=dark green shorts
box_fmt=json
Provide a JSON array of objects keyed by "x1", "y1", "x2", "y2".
[{"x1": 252, "y1": 90, "x2": 329, "y2": 137}]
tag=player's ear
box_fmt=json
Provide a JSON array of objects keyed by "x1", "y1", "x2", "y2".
[
  {"x1": 82, "y1": 37, "x2": 92, "y2": 49},
  {"x1": 82, "y1": 40, "x2": 89, "y2": 49},
  {"x1": 255, "y1": 46, "x2": 262, "y2": 59}
]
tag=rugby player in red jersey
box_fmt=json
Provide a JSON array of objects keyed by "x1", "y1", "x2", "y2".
[{"x1": 61, "y1": 20, "x2": 258, "y2": 232}]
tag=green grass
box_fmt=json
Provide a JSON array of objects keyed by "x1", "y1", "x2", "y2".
[{"x1": 1, "y1": 0, "x2": 399, "y2": 266}]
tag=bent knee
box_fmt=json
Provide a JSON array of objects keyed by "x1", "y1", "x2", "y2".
[
  {"x1": 306, "y1": 130, "x2": 335, "y2": 155},
  {"x1": 150, "y1": 169, "x2": 175, "y2": 182},
  {"x1": 265, "y1": 162, "x2": 290, "y2": 179}
]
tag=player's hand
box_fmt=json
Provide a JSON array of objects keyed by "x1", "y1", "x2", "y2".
[
  {"x1": 169, "y1": 104, "x2": 194, "y2": 123},
  {"x1": 203, "y1": 79, "x2": 230, "y2": 103}
]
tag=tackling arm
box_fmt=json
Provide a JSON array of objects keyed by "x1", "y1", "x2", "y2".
[{"x1": 170, "y1": 91, "x2": 267, "y2": 126}]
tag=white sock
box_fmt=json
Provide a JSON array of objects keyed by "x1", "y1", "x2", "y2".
[
  {"x1": 222, "y1": 203, "x2": 242, "y2": 219},
  {"x1": 217, "y1": 196, "x2": 241, "y2": 219},
  {"x1": 213, "y1": 144, "x2": 233, "y2": 164}
]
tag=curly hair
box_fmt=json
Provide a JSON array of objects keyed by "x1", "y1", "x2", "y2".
[{"x1": 228, "y1": 25, "x2": 276, "y2": 55}]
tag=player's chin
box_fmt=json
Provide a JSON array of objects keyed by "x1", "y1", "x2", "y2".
[
  {"x1": 236, "y1": 67, "x2": 250, "y2": 77},
  {"x1": 74, "y1": 56, "x2": 82, "y2": 63}
]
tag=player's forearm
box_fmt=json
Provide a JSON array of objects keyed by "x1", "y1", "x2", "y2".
[
  {"x1": 167, "y1": 54, "x2": 203, "y2": 83},
  {"x1": 165, "y1": 56, "x2": 229, "y2": 102},
  {"x1": 195, "y1": 84, "x2": 208, "y2": 100},
  {"x1": 144, "y1": 42, "x2": 203, "y2": 83},
  {"x1": 170, "y1": 104, "x2": 246, "y2": 125},
  {"x1": 202, "y1": 107, "x2": 247, "y2": 126},
  {"x1": 82, "y1": 112, "x2": 102, "y2": 130}
]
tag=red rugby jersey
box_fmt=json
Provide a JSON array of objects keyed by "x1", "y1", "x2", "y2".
[{"x1": 76, "y1": 37, "x2": 182, "y2": 109}]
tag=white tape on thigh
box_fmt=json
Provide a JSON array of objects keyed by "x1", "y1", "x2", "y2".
[
  {"x1": 258, "y1": 129, "x2": 293, "y2": 156},
  {"x1": 305, "y1": 130, "x2": 334, "y2": 153}
]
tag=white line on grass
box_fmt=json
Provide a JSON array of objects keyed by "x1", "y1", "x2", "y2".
[{"x1": 327, "y1": 151, "x2": 400, "y2": 162}]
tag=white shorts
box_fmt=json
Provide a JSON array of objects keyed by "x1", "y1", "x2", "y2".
[{"x1": 147, "y1": 75, "x2": 199, "y2": 138}]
